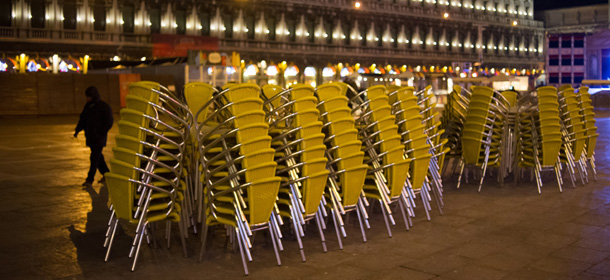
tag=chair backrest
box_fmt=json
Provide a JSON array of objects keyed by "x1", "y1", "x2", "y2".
[
  {"x1": 184, "y1": 82, "x2": 215, "y2": 123},
  {"x1": 409, "y1": 154, "x2": 432, "y2": 190},
  {"x1": 126, "y1": 94, "x2": 156, "y2": 116},
  {"x1": 366, "y1": 85, "x2": 387, "y2": 100},
  {"x1": 386, "y1": 85, "x2": 400, "y2": 93},
  {"x1": 262, "y1": 84, "x2": 284, "y2": 109},
  {"x1": 316, "y1": 83, "x2": 343, "y2": 102},
  {"x1": 540, "y1": 138, "x2": 562, "y2": 166},
  {"x1": 115, "y1": 134, "x2": 144, "y2": 154},
  {"x1": 301, "y1": 170, "x2": 330, "y2": 215},
  {"x1": 586, "y1": 130, "x2": 598, "y2": 157},
  {"x1": 129, "y1": 81, "x2": 160, "y2": 104},
  {"x1": 118, "y1": 120, "x2": 147, "y2": 141},
  {"x1": 227, "y1": 98, "x2": 264, "y2": 116},
  {"x1": 105, "y1": 173, "x2": 135, "y2": 221},
  {"x1": 241, "y1": 148, "x2": 275, "y2": 168},
  {"x1": 537, "y1": 86, "x2": 557, "y2": 98},
  {"x1": 222, "y1": 83, "x2": 237, "y2": 90},
  {"x1": 293, "y1": 96, "x2": 319, "y2": 112},
  {"x1": 339, "y1": 165, "x2": 368, "y2": 206},
  {"x1": 461, "y1": 129, "x2": 485, "y2": 165},
  {"x1": 247, "y1": 177, "x2": 282, "y2": 225},
  {"x1": 224, "y1": 84, "x2": 261, "y2": 103},
  {"x1": 500, "y1": 90, "x2": 518, "y2": 107},
  {"x1": 291, "y1": 84, "x2": 315, "y2": 100},
  {"x1": 470, "y1": 86, "x2": 494, "y2": 103},
  {"x1": 577, "y1": 86, "x2": 589, "y2": 97},
  {"x1": 558, "y1": 84, "x2": 573, "y2": 92},
  {"x1": 120, "y1": 108, "x2": 148, "y2": 129}
]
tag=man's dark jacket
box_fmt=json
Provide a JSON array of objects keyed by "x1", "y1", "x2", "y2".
[{"x1": 75, "y1": 87, "x2": 114, "y2": 147}]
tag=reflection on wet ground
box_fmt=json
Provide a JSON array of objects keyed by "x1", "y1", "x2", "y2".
[{"x1": 0, "y1": 114, "x2": 609, "y2": 279}]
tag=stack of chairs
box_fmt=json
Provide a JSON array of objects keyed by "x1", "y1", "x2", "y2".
[
  {"x1": 516, "y1": 86, "x2": 563, "y2": 193},
  {"x1": 350, "y1": 85, "x2": 413, "y2": 236},
  {"x1": 104, "y1": 81, "x2": 193, "y2": 271},
  {"x1": 184, "y1": 82, "x2": 216, "y2": 227},
  {"x1": 440, "y1": 86, "x2": 471, "y2": 178},
  {"x1": 442, "y1": 86, "x2": 470, "y2": 152},
  {"x1": 498, "y1": 90, "x2": 519, "y2": 180},
  {"x1": 489, "y1": 92, "x2": 511, "y2": 184},
  {"x1": 456, "y1": 86, "x2": 508, "y2": 192},
  {"x1": 557, "y1": 86, "x2": 588, "y2": 186},
  {"x1": 261, "y1": 84, "x2": 330, "y2": 261},
  {"x1": 576, "y1": 86, "x2": 598, "y2": 181},
  {"x1": 195, "y1": 84, "x2": 283, "y2": 275},
  {"x1": 416, "y1": 86, "x2": 449, "y2": 212},
  {"x1": 388, "y1": 86, "x2": 437, "y2": 219},
  {"x1": 315, "y1": 83, "x2": 369, "y2": 249}
]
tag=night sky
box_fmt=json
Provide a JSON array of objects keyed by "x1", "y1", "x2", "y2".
[{"x1": 535, "y1": 0, "x2": 607, "y2": 11}]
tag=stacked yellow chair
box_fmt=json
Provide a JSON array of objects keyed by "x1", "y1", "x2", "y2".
[
  {"x1": 104, "y1": 81, "x2": 191, "y2": 271},
  {"x1": 456, "y1": 86, "x2": 504, "y2": 192},
  {"x1": 262, "y1": 84, "x2": 330, "y2": 261},
  {"x1": 184, "y1": 82, "x2": 217, "y2": 226},
  {"x1": 576, "y1": 86, "x2": 598, "y2": 180},
  {"x1": 316, "y1": 83, "x2": 369, "y2": 249},
  {"x1": 517, "y1": 86, "x2": 563, "y2": 193},
  {"x1": 498, "y1": 90, "x2": 519, "y2": 178},
  {"x1": 558, "y1": 86, "x2": 588, "y2": 186},
  {"x1": 123, "y1": 89, "x2": 196, "y2": 229},
  {"x1": 416, "y1": 86, "x2": 449, "y2": 211},
  {"x1": 489, "y1": 92, "x2": 510, "y2": 184},
  {"x1": 351, "y1": 85, "x2": 412, "y2": 235},
  {"x1": 440, "y1": 85, "x2": 473, "y2": 180},
  {"x1": 441, "y1": 85, "x2": 469, "y2": 160},
  {"x1": 389, "y1": 86, "x2": 436, "y2": 219},
  {"x1": 195, "y1": 84, "x2": 283, "y2": 275}
]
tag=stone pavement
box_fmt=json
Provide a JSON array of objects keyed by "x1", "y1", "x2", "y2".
[{"x1": 0, "y1": 114, "x2": 609, "y2": 280}]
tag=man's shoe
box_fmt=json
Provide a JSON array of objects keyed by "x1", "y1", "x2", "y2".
[
  {"x1": 81, "y1": 181, "x2": 93, "y2": 188},
  {"x1": 98, "y1": 176, "x2": 106, "y2": 184}
]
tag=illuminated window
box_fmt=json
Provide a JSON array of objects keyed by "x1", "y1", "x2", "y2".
[
  {"x1": 340, "y1": 67, "x2": 351, "y2": 77},
  {"x1": 304, "y1": 66, "x2": 316, "y2": 77},
  {"x1": 284, "y1": 65, "x2": 299, "y2": 77},
  {"x1": 322, "y1": 67, "x2": 335, "y2": 77},
  {"x1": 244, "y1": 64, "x2": 258, "y2": 76},
  {"x1": 266, "y1": 65, "x2": 279, "y2": 76}
]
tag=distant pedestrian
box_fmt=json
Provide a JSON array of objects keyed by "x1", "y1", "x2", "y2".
[{"x1": 74, "y1": 86, "x2": 114, "y2": 188}]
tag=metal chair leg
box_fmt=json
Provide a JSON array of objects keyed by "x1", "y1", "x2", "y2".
[
  {"x1": 314, "y1": 211, "x2": 327, "y2": 252},
  {"x1": 330, "y1": 209, "x2": 343, "y2": 250},
  {"x1": 104, "y1": 217, "x2": 119, "y2": 262},
  {"x1": 456, "y1": 160, "x2": 465, "y2": 189},
  {"x1": 235, "y1": 227, "x2": 249, "y2": 275}
]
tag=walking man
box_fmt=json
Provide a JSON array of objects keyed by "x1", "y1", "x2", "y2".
[{"x1": 74, "y1": 86, "x2": 114, "y2": 188}]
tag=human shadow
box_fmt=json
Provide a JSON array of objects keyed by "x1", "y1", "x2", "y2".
[{"x1": 68, "y1": 184, "x2": 128, "y2": 277}]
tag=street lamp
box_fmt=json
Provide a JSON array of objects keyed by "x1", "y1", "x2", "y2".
[{"x1": 354, "y1": 1, "x2": 361, "y2": 8}]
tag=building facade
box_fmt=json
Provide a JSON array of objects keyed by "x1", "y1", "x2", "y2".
[
  {"x1": 541, "y1": 3, "x2": 610, "y2": 88},
  {"x1": 0, "y1": 0, "x2": 544, "y2": 70}
]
